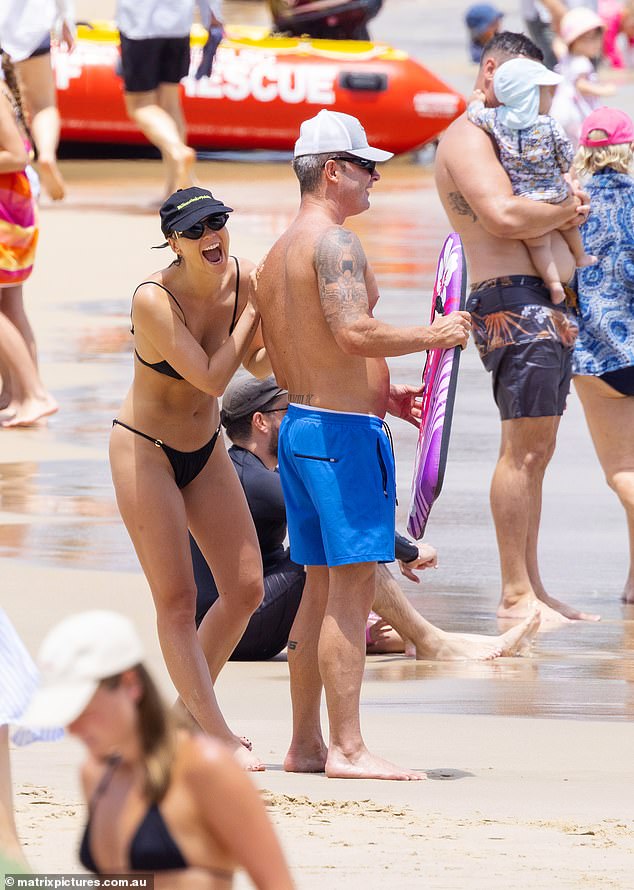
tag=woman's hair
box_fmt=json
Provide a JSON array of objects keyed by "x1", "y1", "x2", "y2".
[
  {"x1": 292, "y1": 151, "x2": 341, "y2": 195},
  {"x1": 574, "y1": 131, "x2": 634, "y2": 177},
  {"x1": 0, "y1": 49, "x2": 33, "y2": 148},
  {"x1": 102, "y1": 664, "x2": 175, "y2": 803}
]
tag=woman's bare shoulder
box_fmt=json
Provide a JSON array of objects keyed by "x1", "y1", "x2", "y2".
[{"x1": 174, "y1": 731, "x2": 232, "y2": 775}]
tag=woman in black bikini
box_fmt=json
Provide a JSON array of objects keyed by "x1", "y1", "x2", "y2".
[
  {"x1": 109, "y1": 187, "x2": 269, "y2": 771},
  {"x1": 21, "y1": 610, "x2": 294, "y2": 889}
]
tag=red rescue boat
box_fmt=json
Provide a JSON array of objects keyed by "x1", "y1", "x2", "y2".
[{"x1": 54, "y1": 22, "x2": 466, "y2": 154}]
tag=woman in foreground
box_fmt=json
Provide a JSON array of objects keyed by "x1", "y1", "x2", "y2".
[{"x1": 21, "y1": 610, "x2": 294, "y2": 889}]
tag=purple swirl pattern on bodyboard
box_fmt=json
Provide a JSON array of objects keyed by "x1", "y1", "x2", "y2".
[{"x1": 407, "y1": 233, "x2": 465, "y2": 540}]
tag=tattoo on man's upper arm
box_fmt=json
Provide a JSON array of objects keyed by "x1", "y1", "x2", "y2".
[
  {"x1": 315, "y1": 228, "x2": 368, "y2": 330},
  {"x1": 448, "y1": 191, "x2": 477, "y2": 222}
]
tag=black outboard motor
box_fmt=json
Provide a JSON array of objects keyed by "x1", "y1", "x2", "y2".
[{"x1": 269, "y1": 0, "x2": 383, "y2": 41}]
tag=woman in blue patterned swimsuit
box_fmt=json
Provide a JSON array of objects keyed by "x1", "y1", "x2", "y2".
[{"x1": 573, "y1": 107, "x2": 634, "y2": 603}]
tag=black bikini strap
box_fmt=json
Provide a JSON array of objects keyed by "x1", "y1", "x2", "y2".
[
  {"x1": 130, "y1": 281, "x2": 187, "y2": 333},
  {"x1": 229, "y1": 256, "x2": 240, "y2": 334},
  {"x1": 112, "y1": 418, "x2": 163, "y2": 448}
]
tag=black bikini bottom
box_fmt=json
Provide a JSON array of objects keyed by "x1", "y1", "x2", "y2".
[
  {"x1": 112, "y1": 419, "x2": 221, "y2": 489},
  {"x1": 598, "y1": 365, "x2": 634, "y2": 397}
]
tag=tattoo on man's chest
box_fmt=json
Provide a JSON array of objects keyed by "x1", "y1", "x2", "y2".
[{"x1": 448, "y1": 191, "x2": 477, "y2": 222}]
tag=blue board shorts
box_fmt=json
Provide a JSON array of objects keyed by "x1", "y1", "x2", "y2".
[{"x1": 278, "y1": 405, "x2": 396, "y2": 567}]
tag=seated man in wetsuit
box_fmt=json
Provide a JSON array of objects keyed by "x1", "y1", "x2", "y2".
[{"x1": 191, "y1": 375, "x2": 540, "y2": 661}]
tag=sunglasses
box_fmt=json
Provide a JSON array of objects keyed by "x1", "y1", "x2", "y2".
[
  {"x1": 330, "y1": 155, "x2": 377, "y2": 175},
  {"x1": 176, "y1": 213, "x2": 230, "y2": 239}
]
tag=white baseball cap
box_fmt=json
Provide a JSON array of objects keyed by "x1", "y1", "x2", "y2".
[
  {"x1": 293, "y1": 109, "x2": 393, "y2": 161},
  {"x1": 19, "y1": 611, "x2": 145, "y2": 728}
]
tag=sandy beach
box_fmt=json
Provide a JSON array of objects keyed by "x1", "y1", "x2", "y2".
[{"x1": 3, "y1": 0, "x2": 634, "y2": 887}]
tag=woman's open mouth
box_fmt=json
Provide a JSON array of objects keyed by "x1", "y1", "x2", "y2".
[{"x1": 202, "y1": 243, "x2": 223, "y2": 264}]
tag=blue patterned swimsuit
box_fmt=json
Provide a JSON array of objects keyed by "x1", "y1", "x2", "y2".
[{"x1": 575, "y1": 168, "x2": 634, "y2": 377}]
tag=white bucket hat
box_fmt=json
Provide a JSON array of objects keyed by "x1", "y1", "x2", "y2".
[
  {"x1": 19, "y1": 611, "x2": 145, "y2": 728},
  {"x1": 293, "y1": 109, "x2": 393, "y2": 161},
  {"x1": 493, "y1": 58, "x2": 562, "y2": 130}
]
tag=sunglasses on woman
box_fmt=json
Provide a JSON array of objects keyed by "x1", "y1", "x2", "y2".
[
  {"x1": 330, "y1": 155, "x2": 377, "y2": 175},
  {"x1": 177, "y1": 213, "x2": 230, "y2": 239}
]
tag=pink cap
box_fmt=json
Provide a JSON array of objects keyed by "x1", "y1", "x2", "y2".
[{"x1": 580, "y1": 107, "x2": 634, "y2": 147}]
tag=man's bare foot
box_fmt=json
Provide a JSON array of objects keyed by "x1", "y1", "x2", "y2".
[
  {"x1": 1, "y1": 395, "x2": 58, "y2": 428},
  {"x1": 536, "y1": 590, "x2": 600, "y2": 623},
  {"x1": 38, "y1": 158, "x2": 65, "y2": 201},
  {"x1": 498, "y1": 591, "x2": 599, "y2": 628},
  {"x1": 417, "y1": 608, "x2": 540, "y2": 661},
  {"x1": 325, "y1": 746, "x2": 424, "y2": 780},
  {"x1": 284, "y1": 739, "x2": 327, "y2": 773}
]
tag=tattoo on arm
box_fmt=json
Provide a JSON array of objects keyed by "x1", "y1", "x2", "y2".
[
  {"x1": 448, "y1": 191, "x2": 477, "y2": 222},
  {"x1": 315, "y1": 228, "x2": 369, "y2": 332}
]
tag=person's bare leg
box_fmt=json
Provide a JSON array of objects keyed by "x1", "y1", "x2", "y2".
[
  {"x1": 124, "y1": 89, "x2": 195, "y2": 196},
  {"x1": 157, "y1": 82, "x2": 187, "y2": 144},
  {"x1": 372, "y1": 564, "x2": 540, "y2": 659},
  {"x1": 0, "y1": 312, "x2": 57, "y2": 427},
  {"x1": 15, "y1": 54, "x2": 65, "y2": 200},
  {"x1": 0, "y1": 726, "x2": 28, "y2": 868},
  {"x1": 1, "y1": 285, "x2": 37, "y2": 364},
  {"x1": 559, "y1": 225, "x2": 597, "y2": 269},
  {"x1": 109, "y1": 427, "x2": 263, "y2": 770},
  {"x1": 524, "y1": 419, "x2": 601, "y2": 621},
  {"x1": 491, "y1": 416, "x2": 588, "y2": 623},
  {"x1": 575, "y1": 375, "x2": 634, "y2": 603},
  {"x1": 187, "y1": 445, "x2": 264, "y2": 683},
  {"x1": 0, "y1": 353, "x2": 12, "y2": 412},
  {"x1": 321, "y1": 561, "x2": 422, "y2": 780},
  {"x1": 283, "y1": 565, "x2": 329, "y2": 773}
]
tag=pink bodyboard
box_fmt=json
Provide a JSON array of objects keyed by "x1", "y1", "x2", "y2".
[{"x1": 407, "y1": 233, "x2": 466, "y2": 539}]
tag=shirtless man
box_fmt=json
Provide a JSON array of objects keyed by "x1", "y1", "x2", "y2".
[
  {"x1": 435, "y1": 31, "x2": 600, "y2": 625},
  {"x1": 254, "y1": 109, "x2": 471, "y2": 780}
]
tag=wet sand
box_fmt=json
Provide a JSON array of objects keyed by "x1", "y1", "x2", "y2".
[{"x1": 4, "y1": 1, "x2": 634, "y2": 887}]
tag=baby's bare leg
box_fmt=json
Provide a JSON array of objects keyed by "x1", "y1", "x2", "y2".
[
  {"x1": 559, "y1": 225, "x2": 597, "y2": 269},
  {"x1": 523, "y1": 233, "x2": 565, "y2": 304}
]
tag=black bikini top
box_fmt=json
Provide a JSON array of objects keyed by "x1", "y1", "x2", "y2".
[
  {"x1": 131, "y1": 256, "x2": 241, "y2": 380},
  {"x1": 79, "y1": 758, "x2": 188, "y2": 873}
]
